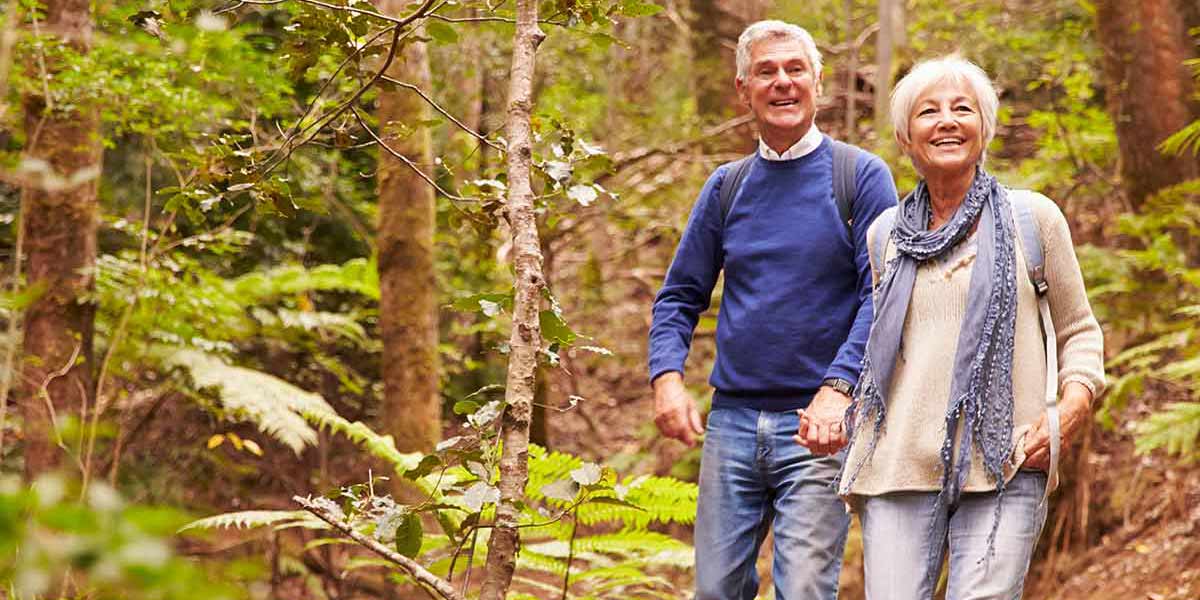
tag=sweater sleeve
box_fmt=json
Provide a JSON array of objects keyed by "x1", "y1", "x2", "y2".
[
  {"x1": 1030, "y1": 192, "x2": 1107, "y2": 397},
  {"x1": 647, "y1": 167, "x2": 727, "y2": 384},
  {"x1": 824, "y1": 153, "x2": 898, "y2": 386}
]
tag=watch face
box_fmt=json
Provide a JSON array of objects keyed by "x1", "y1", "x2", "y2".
[{"x1": 825, "y1": 379, "x2": 852, "y2": 395}]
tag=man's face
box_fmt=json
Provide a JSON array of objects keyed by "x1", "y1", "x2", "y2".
[{"x1": 736, "y1": 37, "x2": 821, "y2": 150}]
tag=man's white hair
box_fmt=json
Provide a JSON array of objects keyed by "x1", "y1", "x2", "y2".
[
  {"x1": 890, "y1": 55, "x2": 1000, "y2": 165},
  {"x1": 735, "y1": 20, "x2": 823, "y2": 81}
]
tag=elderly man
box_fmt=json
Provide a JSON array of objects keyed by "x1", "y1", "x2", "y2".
[{"x1": 647, "y1": 20, "x2": 897, "y2": 599}]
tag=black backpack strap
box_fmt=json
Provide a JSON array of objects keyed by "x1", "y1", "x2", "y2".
[
  {"x1": 831, "y1": 140, "x2": 863, "y2": 234},
  {"x1": 719, "y1": 153, "x2": 756, "y2": 224}
]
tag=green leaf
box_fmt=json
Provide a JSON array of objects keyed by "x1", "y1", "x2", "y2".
[
  {"x1": 618, "y1": 0, "x2": 664, "y2": 17},
  {"x1": 395, "y1": 512, "x2": 422, "y2": 558},
  {"x1": 403, "y1": 454, "x2": 442, "y2": 480},
  {"x1": 425, "y1": 21, "x2": 458, "y2": 44},
  {"x1": 539, "y1": 310, "x2": 578, "y2": 345},
  {"x1": 453, "y1": 400, "x2": 480, "y2": 415}
]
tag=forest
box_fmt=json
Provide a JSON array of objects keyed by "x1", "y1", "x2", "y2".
[{"x1": 1, "y1": 0, "x2": 1199, "y2": 598}]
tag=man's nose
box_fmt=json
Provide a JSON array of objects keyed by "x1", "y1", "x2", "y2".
[{"x1": 770, "y1": 69, "x2": 794, "y2": 87}]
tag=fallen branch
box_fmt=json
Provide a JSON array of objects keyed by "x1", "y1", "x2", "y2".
[{"x1": 295, "y1": 495, "x2": 464, "y2": 600}]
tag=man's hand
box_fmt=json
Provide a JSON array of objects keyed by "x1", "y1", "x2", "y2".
[
  {"x1": 1024, "y1": 381, "x2": 1093, "y2": 471},
  {"x1": 653, "y1": 372, "x2": 704, "y2": 446},
  {"x1": 795, "y1": 386, "x2": 851, "y2": 455}
]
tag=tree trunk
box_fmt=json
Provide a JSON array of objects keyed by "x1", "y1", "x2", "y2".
[
  {"x1": 688, "y1": 0, "x2": 768, "y2": 130},
  {"x1": 478, "y1": 0, "x2": 544, "y2": 596},
  {"x1": 376, "y1": 16, "x2": 439, "y2": 453},
  {"x1": 873, "y1": 0, "x2": 899, "y2": 139},
  {"x1": 1095, "y1": 0, "x2": 1199, "y2": 207},
  {"x1": 19, "y1": 0, "x2": 100, "y2": 479}
]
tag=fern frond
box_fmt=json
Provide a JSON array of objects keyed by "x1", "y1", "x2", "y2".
[
  {"x1": 515, "y1": 549, "x2": 569, "y2": 576},
  {"x1": 576, "y1": 476, "x2": 698, "y2": 528},
  {"x1": 1134, "y1": 402, "x2": 1200, "y2": 462},
  {"x1": 179, "y1": 510, "x2": 318, "y2": 532},
  {"x1": 572, "y1": 531, "x2": 690, "y2": 564},
  {"x1": 299, "y1": 409, "x2": 423, "y2": 475},
  {"x1": 1161, "y1": 119, "x2": 1200, "y2": 157},
  {"x1": 229, "y1": 258, "x2": 379, "y2": 302},
  {"x1": 167, "y1": 348, "x2": 337, "y2": 453}
]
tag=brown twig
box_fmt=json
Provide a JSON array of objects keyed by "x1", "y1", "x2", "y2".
[
  {"x1": 349, "y1": 106, "x2": 475, "y2": 207},
  {"x1": 295, "y1": 495, "x2": 464, "y2": 600},
  {"x1": 379, "y1": 75, "x2": 502, "y2": 152}
]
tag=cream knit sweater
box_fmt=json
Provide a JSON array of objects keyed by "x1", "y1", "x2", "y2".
[{"x1": 839, "y1": 189, "x2": 1106, "y2": 497}]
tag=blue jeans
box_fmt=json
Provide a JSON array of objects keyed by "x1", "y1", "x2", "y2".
[
  {"x1": 695, "y1": 406, "x2": 850, "y2": 600},
  {"x1": 859, "y1": 471, "x2": 1048, "y2": 600}
]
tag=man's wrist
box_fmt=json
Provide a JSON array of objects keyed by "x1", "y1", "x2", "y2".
[{"x1": 821, "y1": 377, "x2": 854, "y2": 397}]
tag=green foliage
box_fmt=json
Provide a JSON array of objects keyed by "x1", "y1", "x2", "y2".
[
  {"x1": 1134, "y1": 402, "x2": 1200, "y2": 462},
  {"x1": 0, "y1": 475, "x2": 248, "y2": 600},
  {"x1": 179, "y1": 509, "x2": 324, "y2": 532},
  {"x1": 1080, "y1": 180, "x2": 1200, "y2": 458},
  {"x1": 167, "y1": 348, "x2": 340, "y2": 454}
]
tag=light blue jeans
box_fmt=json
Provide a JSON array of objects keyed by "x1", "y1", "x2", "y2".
[
  {"x1": 695, "y1": 406, "x2": 850, "y2": 600},
  {"x1": 859, "y1": 471, "x2": 1049, "y2": 600}
]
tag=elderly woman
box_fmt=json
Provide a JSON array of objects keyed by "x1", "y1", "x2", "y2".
[{"x1": 835, "y1": 56, "x2": 1105, "y2": 598}]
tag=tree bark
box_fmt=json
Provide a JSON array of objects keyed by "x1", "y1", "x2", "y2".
[
  {"x1": 478, "y1": 0, "x2": 544, "y2": 596},
  {"x1": 1095, "y1": 0, "x2": 1199, "y2": 207},
  {"x1": 376, "y1": 15, "x2": 439, "y2": 453},
  {"x1": 873, "y1": 0, "x2": 899, "y2": 138},
  {"x1": 688, "y1": 0, "x2": 768, "y2": 128},
  {"x1": 19, "y1": 0, "x2": 100, "y2": 479}
]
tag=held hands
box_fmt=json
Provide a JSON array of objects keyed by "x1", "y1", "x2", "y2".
[
  {"x1": 653, "y1": 372, "x2": 704, "y2": 446},
  {"x1": 1023, "y1": 381, "x2": 1093, "y2": 471},
  {"x1": 795, "y1": 386, "x2": 852, "y2": 455}
]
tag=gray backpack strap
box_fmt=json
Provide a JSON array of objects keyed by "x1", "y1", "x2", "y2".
[
  {"x1": 719, "y1": 154, "x2": 757, "y2": 224},
  {"x1": 831, "y1": 140, "x2": 862, "y2": 234},
  {"x1": 1012, "y1": 190, "x2": 1059, "y2": 504},
  {"x1": 1012, "y1": 193, "x2": 1047, "y2": 296},
  {"x1": 870, "y1": 206, "x2": 898, "y2": 276}
]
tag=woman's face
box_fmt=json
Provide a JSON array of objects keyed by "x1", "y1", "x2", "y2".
[{"x1": 901, "y1": 77, "x2": 985, "y2": 179}]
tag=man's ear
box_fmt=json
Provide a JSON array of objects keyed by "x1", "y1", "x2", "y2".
[
  {"x1": 816, "y1": 70, "x2": 824, "y2": 97},
  {"x1": 735, "y1": 76, "x2": 750, "y2": 107}
]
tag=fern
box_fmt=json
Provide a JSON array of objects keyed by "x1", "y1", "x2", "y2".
[
  {"x1": 299, "y1": 409, "x2": 424, "y2": 476},
  {"x1": 179, "y1": 510, "x2": 321, "y2": 532},
  {"x1": 167, "y1": 348, "x2": 338, "y2": 454},
  {"x1": 229, "y1": 258, "x2": 379, "y2": 302},
  {"x1": 1134, "y1": 402, "x2": 1200, "y2": 462}
]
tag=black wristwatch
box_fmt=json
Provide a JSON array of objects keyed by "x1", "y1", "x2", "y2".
[{"x1": 821, "y1": 377, "x2": 854, "y2": 397}]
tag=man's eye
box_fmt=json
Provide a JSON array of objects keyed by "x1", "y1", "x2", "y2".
[
  {"x1": 918, "y1": 108, "x2": 937, "y2": 116},
  {"x1": 955, "y1": 105, "x2": 975, "y2": 112}
]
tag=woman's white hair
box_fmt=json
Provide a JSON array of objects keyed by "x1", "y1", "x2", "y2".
[
  {"x1": 736, "y1": 20, "x2": 823, "y2": 81},
  {"x1": 890, "y1": 55, "x2": 999, "y2": 164}
]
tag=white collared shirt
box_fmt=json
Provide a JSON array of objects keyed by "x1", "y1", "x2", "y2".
[{"x1": 758, "y1": 124, "x2": 824, "y2": 161}]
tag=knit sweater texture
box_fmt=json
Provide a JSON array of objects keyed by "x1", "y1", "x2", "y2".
[
  {"x1": 839, "y1": 189, "x2": 1106, "y2": 496},
  {"x1": 648, "y1": 136, "x2": 897, "y2": 411}
]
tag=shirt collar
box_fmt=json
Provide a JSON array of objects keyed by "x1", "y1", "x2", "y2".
[{"x1": 758, "y1": 125, "x2": 824, "y2": 161}]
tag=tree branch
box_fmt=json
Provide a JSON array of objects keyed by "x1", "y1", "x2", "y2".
[
  {"x1": 349, "y1": 106, "x2": 474, "y2": 207},
  {"x1": 379, "y1": 75, "x2": 502, "y2": 152},
  {"x1": 294, "y1": 496, "x2": 463, "y2": 600}
]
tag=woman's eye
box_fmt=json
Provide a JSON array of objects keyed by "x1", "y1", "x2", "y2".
[{"x1": 955, "y1": 104, "x2": 974, "y2": 112}]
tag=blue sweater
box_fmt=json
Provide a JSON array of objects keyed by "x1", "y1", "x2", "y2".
[{"x1": 648, "y1": 136, "x2": 897, "y2": 411}]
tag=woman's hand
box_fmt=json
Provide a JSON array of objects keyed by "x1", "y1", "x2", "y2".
[{"x1": 1023, "y1": 381, "x2": 1093, "y2": 470}]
